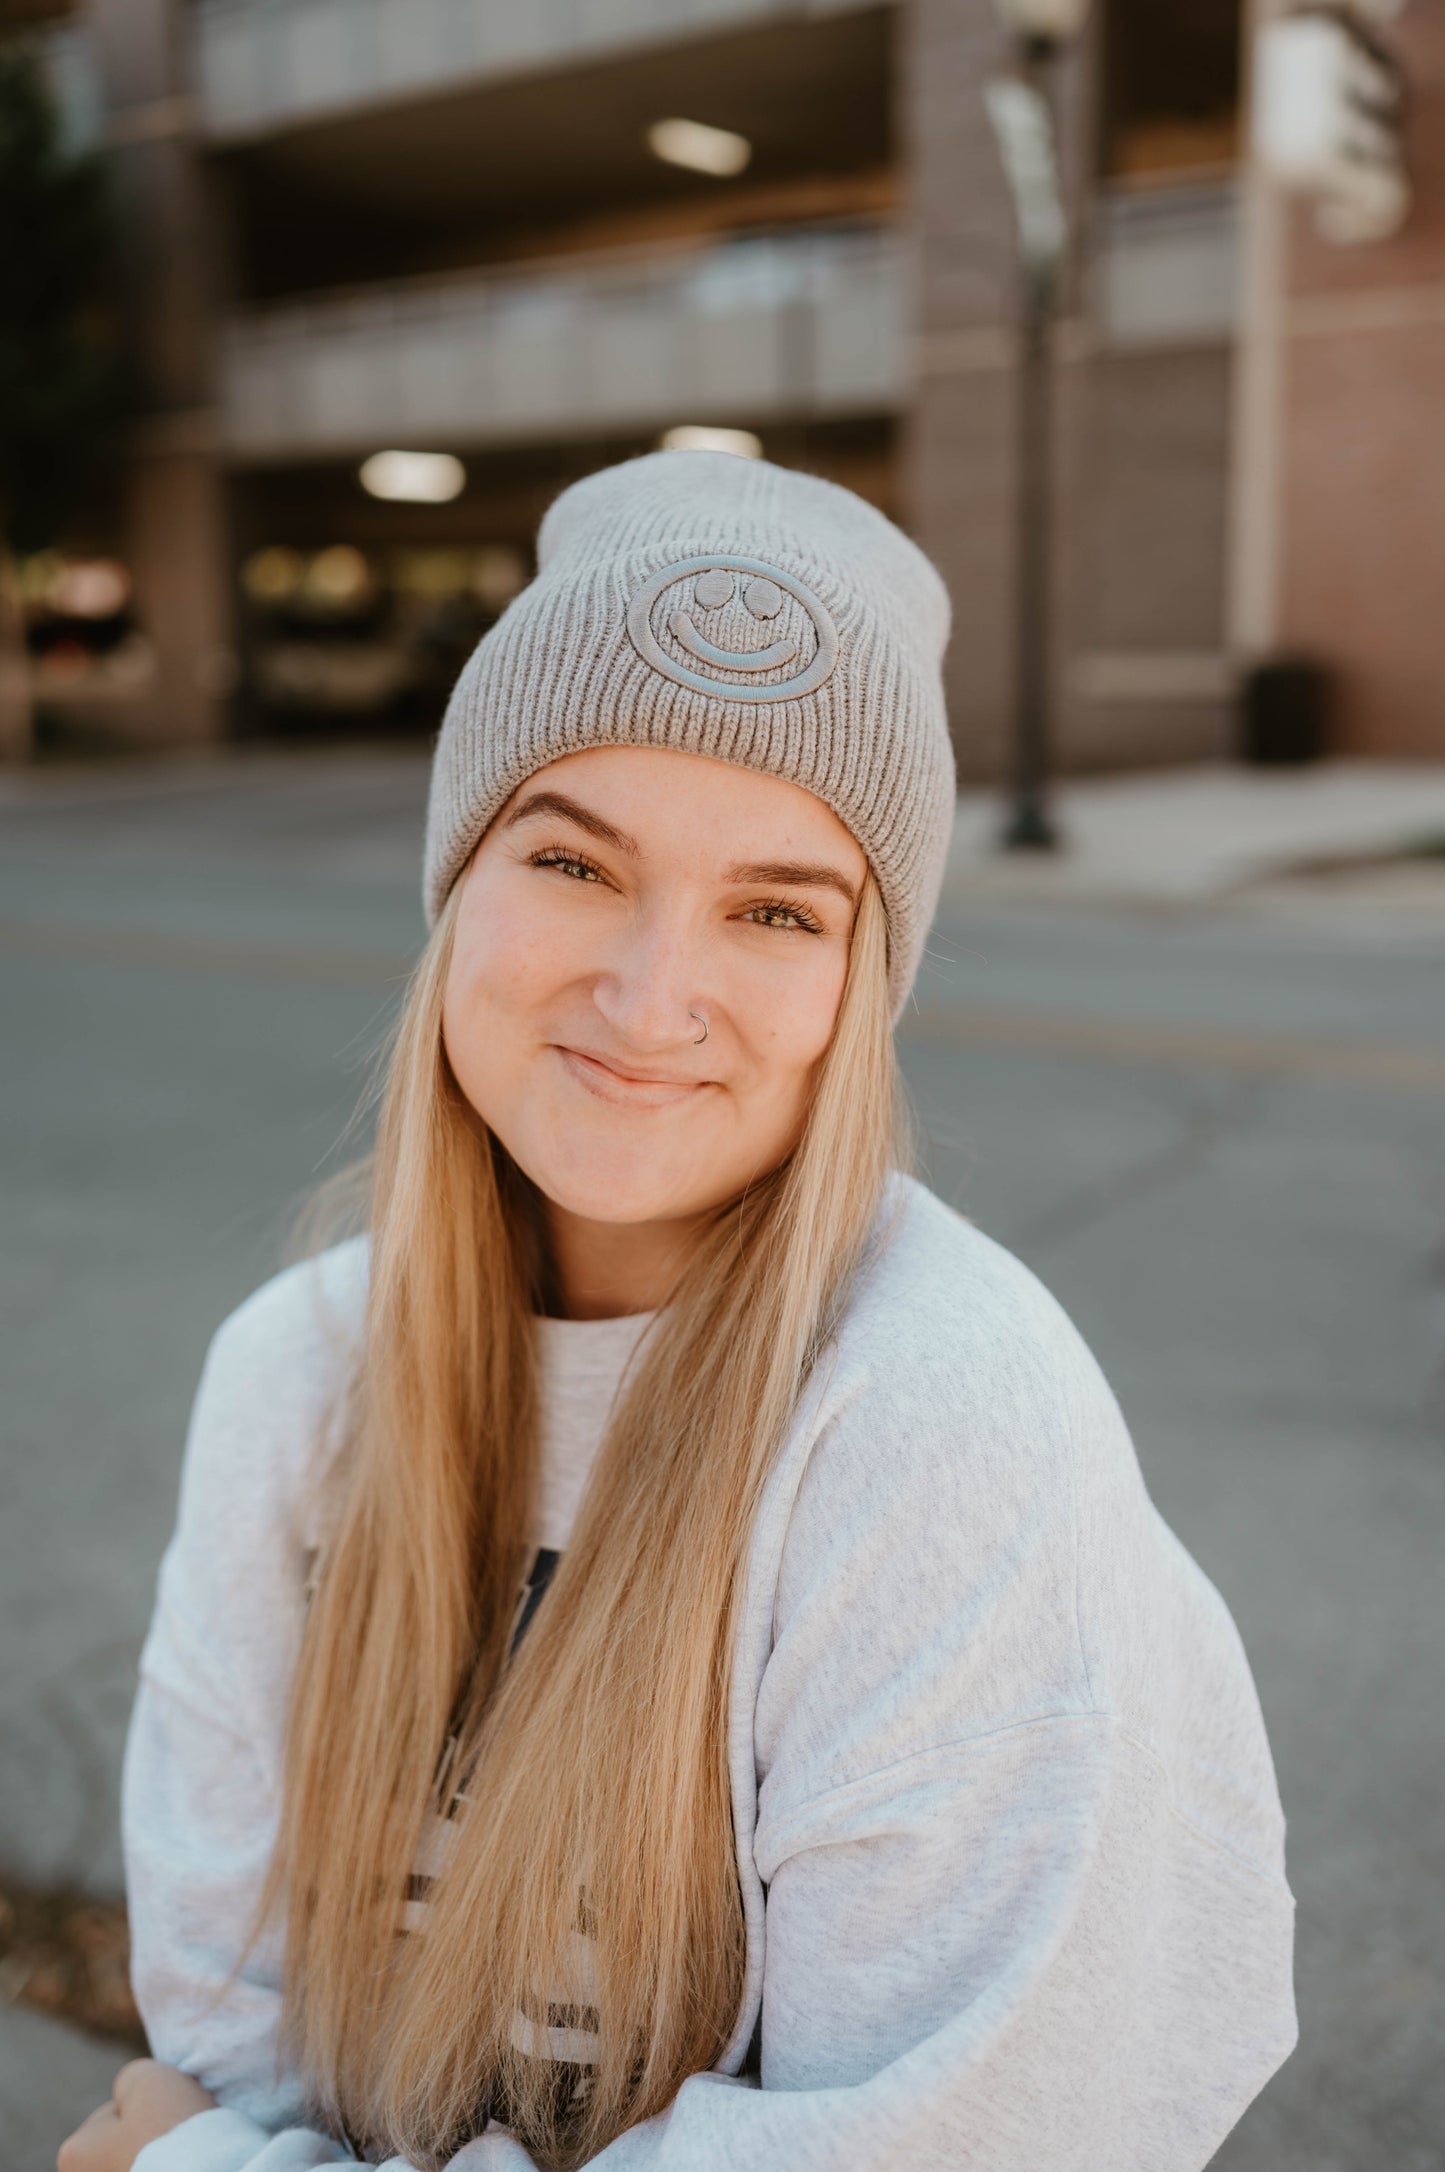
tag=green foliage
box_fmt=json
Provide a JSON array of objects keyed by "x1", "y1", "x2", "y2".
[{"x1": 0, "y1": 44, "x2": 128, "y2": 553}]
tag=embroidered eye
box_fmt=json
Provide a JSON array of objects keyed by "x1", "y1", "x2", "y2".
[{"x1": 693, "y1": 568, "x2": 735, "y2": 610}]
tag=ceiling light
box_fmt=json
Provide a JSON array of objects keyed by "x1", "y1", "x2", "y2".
[
  {"x1": 242, "y1": 546, "x2": 306, "y2": 603},
  {"x1": 359, "y1": 449, "x2": 466, "y2": 504},
  {"x1": 304, "y1": 545, "x2": 372, "y2": 604},
  {"x1": 646, "y1": 117, "x2": 752, "y2": 179},
  {"x1": 47, "y1": 559, "x2": 132, "y2": 619},
  {"x1": 659, "y1": 425, "x2": 763, "y2": 459}
]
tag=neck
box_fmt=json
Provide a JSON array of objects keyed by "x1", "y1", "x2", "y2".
[{"x1": 541, "y1": 1199, "x2": 704, "y2": 1320}]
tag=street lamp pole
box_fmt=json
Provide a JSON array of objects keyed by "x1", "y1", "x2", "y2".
[
  {"x1": 1008, "y1": 39, "x2": 1059, "y2": 850},
  {"x1": 986, "y1": 0, "x2": 1091, "y2": 852}
]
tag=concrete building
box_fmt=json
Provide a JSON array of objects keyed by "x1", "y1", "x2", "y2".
[{"x1": 15, "y1": 0, "x2": 1445, "y2": 771}]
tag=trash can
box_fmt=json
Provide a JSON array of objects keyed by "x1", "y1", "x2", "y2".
[{"x1": 1239, "y1": 657, "x2": 1331, "y2": 766}]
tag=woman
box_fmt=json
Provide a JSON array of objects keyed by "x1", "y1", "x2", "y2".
[{"x1": 62, "y1": 451, "x2": 1297, "y2": 2172}]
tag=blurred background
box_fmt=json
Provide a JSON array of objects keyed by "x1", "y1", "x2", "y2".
[
  {"x1": 0, "y1": 0, "x2": 1440, "y2": 767},
  {"x1": 1, "y1": 0, "x2": 1442, "y2": 2167}
]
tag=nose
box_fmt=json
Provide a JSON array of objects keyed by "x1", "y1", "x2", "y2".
[{"x1": 589, "y1": 910, "x2": 709, "y2": 1055}]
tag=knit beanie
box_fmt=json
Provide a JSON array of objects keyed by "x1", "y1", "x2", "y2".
[{"x1": 423, "y1": 449, "x2": 955, "y2": 1018}]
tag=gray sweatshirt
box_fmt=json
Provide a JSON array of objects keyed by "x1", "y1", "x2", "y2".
[{"x1": 124, "y1": 1176, "x2": 1297, "y2": 2171}]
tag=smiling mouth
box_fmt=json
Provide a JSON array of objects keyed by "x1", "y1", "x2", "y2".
[
  {"x1": 670, "y1": 612, "x2": 798, "y2": 673},
  {"x1": 557, "y1": 1046, "x2": 711, "y2": 1109}
]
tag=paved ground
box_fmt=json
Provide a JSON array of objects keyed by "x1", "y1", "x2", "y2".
[
  {"x1": 1, "y1": 750, "x2": 1442, "y2": 2170},
  {"x1": 945, "y1": 757, "x2": 1445, "y2": 902}
]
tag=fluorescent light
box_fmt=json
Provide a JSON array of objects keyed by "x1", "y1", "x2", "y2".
[
  {"x1": 359, "y1": 449, "x2": 466, "y2": 503},
  {"x1": 659, "y1": 425, "x2": 763, "y2": 459},
  {"x1": 646, "y1": 117, "x2": 752, "y2": 178}
]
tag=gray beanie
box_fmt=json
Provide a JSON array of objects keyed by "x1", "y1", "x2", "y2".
[{"x1": 423, "y1": 449, "x2": 955, "y2": 1018}]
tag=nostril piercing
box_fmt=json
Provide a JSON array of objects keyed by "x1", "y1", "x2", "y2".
[{"x1": 690, "y1": 1011, "x2": 709, "y2": 1045}]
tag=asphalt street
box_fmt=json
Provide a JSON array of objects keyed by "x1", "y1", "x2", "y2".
[{"x1": 1, "y1": 751, "x2": 1441, "y2": 2171}]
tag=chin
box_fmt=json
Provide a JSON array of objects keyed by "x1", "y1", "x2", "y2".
[
  {"x1": 529, "y1": 1156, "x2": 716, "y2": 1229},
  {"x1": 510, "y1": 1111, "x2": 721, "y2": 1226}
]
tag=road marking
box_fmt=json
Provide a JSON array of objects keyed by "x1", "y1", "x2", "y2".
[
  {"x1": 3, "y1": 918, "x2": 1443, "y2": 1093},
  {"x1": 0, "y1": 918, "x2": 414, "y2": 988},
  {"x1": 901, "y1": 1002, "x2": 1445, "y2": 1091}
]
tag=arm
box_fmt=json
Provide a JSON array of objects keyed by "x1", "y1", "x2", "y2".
[
  {"x1": 122, "y1": 1648, "x2": 303, "y2": 2131},
  {"x1": 124, "y1": 1715, "x2": 1294, "y2": 2172},
  {"x1": 113, "y1": 1252, "x2": 368, "y2": 2168},
  {"x1": 468, "y1": 1723, "x2": 1296, "y2": 2172}
]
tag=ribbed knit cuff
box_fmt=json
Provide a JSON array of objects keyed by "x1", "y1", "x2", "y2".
[{"x1": 132, "y1": 2105, "x2": 355, "y2": 2171}]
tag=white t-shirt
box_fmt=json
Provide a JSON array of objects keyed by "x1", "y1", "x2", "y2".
[{"x1": 532, "y1": 1311, "x2": 656, "y2": 1551}]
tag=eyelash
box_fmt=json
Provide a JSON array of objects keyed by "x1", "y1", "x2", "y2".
[
  {"x1": 526, "y1": 846, "x2": 824, "y2": 934},
  {"x1": 742, "y1": 896, "x2": 825, "y2": 935}
]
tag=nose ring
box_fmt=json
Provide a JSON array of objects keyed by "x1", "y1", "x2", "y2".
[{"x1": 690, "y1": 1011, "x2": 709, "y2": 1046}]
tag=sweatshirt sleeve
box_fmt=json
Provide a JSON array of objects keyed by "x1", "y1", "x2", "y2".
[
  {"x1": 124, "y1": 1249, "x2": 366, "y2": 2155},
  {"x1": 461, "y1": 1737, "x2": 1295, "y2": 2172}
]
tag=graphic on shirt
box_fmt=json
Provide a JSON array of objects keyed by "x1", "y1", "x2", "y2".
[
  {"x1": 625, "y1": 554, "x2": 839, "y2": 702},
  {"x1": 402, "y1": 1546, "x2": 566, "y2": 1931},
  {"x1": 402, "y1": 1545, "x2": 602, "y2": 2125}
]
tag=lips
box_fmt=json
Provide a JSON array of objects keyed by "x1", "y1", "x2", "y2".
[{"x1": 555, "y1": 1045, "x2": 711, "y2": 1110}]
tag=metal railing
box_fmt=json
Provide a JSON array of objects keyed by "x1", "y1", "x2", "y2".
[
  {"x1": 220, "y1": 222, "x2": 907, "y2": 459},
  {"x1": 194, "y1": 0, "x2": 879, "y2": 141}
]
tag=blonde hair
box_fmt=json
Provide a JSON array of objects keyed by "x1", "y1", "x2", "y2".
[{"x1": 265, "y1": 872, "x2": 903, "y2": 2170}]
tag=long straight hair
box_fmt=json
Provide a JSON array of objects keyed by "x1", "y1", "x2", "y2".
[{"x1": 265, "y1": 869, "x2": 904, "y2": 2170}]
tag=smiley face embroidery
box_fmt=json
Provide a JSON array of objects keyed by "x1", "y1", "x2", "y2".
[{"x1": 625, "y1": 555, "x2": 839, "y2": 701}]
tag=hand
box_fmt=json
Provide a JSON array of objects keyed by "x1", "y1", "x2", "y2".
[{"x1": 58, "y1": 2059, "x2": 217, "y2": 2172}]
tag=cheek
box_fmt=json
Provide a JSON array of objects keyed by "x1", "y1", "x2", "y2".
[
  {"x1": 440, "y1": 882, "x2": 574, "y2": 1108},
  {"x1": 735, "y1": 946, "x2": 850, "y2": 1110},
  {"x1": 454, "y1": 890, "x2": 563, "y2": 1011}
]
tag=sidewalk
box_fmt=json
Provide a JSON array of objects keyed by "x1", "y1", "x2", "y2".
[
  {"x1": 0, "y1": 2007, "x2": 121, "y2": 2172},
  {"x1": 5, "y1": 748, "x2": 1445, "y2": 913},
  {"x1": 945, "y1": 760, "x2": 1445, "y2": 904}
]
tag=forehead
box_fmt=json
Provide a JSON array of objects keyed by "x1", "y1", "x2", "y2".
[{"x1": 504, "y1": 745, "x2": 866, "y2": 869}]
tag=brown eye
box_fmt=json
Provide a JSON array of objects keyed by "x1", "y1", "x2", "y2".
[
  {"x1": 742, "y1": 899, "x2": 824, "y2": 934},
  {"x1": 530, "y1": 848, "x2": 604, "y2": 883}
]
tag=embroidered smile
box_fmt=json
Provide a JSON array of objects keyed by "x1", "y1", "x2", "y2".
[{"x1": 670, "y1": 613, "x2": 799, "y2": 672}]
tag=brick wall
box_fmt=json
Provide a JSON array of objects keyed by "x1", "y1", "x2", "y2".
[{"x1": 1277, "y1": 4, "x2": 1445, "y2": 759}]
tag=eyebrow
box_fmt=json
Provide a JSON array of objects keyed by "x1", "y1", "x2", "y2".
[
  {"x1": 504, "y1": 791, "x2": 857, "y2": 904},
  {"x1": 503, "y1": 790, "x2": 641, "y2": 857},
  {"x1": 725, "y1": 859, "x2": 859, "y2": 905}
]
